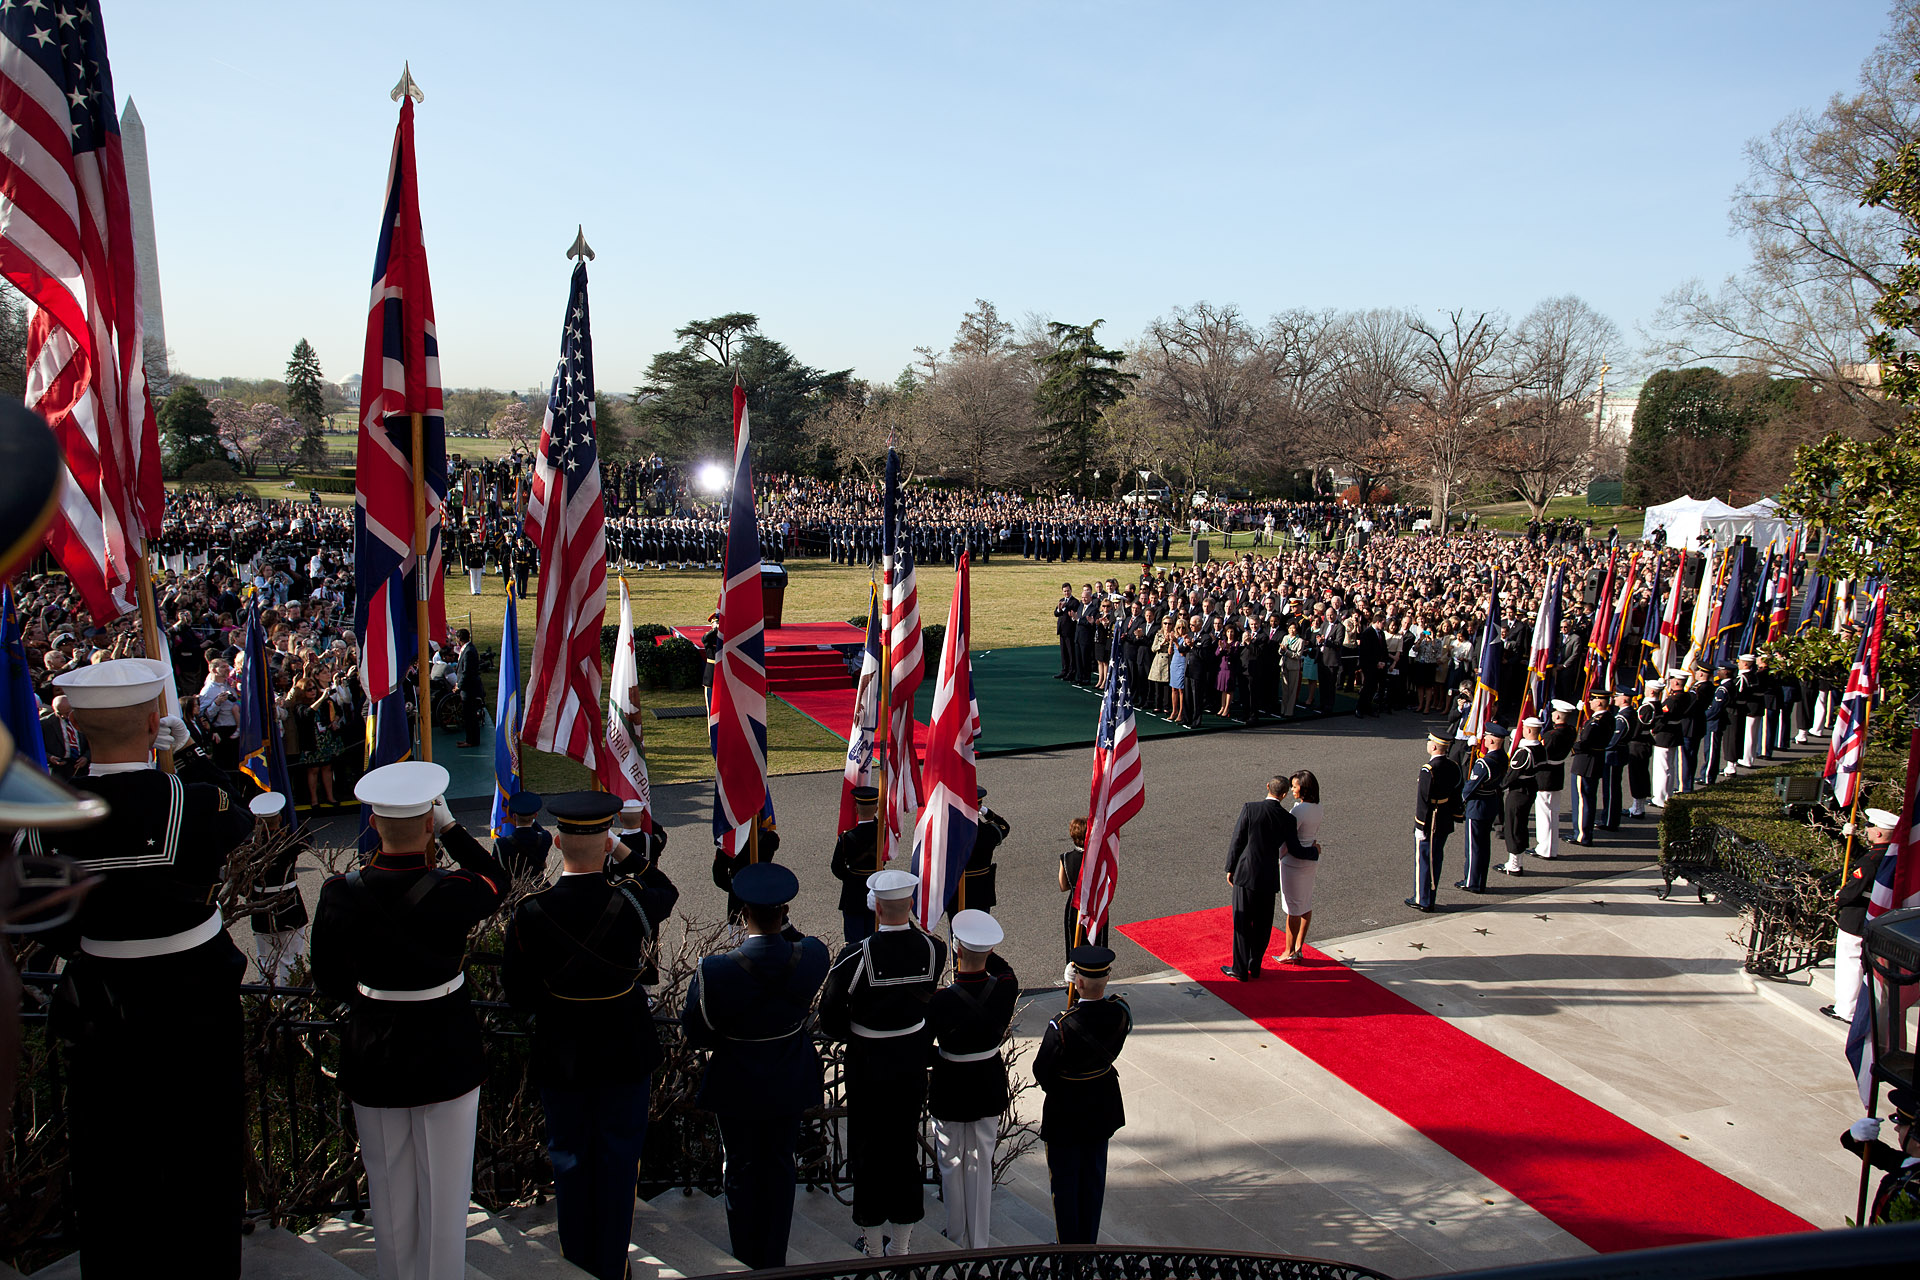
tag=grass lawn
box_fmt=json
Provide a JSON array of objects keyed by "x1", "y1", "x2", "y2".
[{"x1": 1470, "y1": 498, "x2": 1646, "y2": 539}]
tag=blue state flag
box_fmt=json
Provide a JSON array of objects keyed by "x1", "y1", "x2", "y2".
[
  {"x1": 237, "y1": 605, "x2": 299, "y2": 830},
  {"x1": 1, "y1": 586, "x2": 47, "y2": 772},
  {"x1": 490, "y1": 587, "x2": 523, "y2": 839}
]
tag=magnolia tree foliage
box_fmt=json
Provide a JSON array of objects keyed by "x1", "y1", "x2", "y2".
[
  {"x1": 210, "y1": 398, "x2": 302, "y2": 478},
  {"x1": 488, "y1": 399, "x2": 535, "y2": 447}
]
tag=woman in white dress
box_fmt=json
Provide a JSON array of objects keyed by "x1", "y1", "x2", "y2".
[{"x1": 1279, "y1": 769, "x2": 1323, "y2": 962}]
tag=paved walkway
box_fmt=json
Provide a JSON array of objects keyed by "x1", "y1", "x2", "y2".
[{"x1": 1007, "y1": 867, "x2": 1855, "y2": 1276}]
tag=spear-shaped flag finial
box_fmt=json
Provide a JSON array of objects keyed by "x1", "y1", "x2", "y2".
[
  {"x1": 567, "y1": 225, "x2": 595, "y2": 262},
  {"x1": 391, "y1": 61, "x2": 425, "y2": 104}
]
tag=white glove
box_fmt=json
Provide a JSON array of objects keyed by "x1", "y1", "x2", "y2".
[
  {"x1": 864, "y1": 889, "x2": 877, "y2": 912},
  {"x1": 1850, "y1": 1116, "x2": 1881, "y2": 1142},
  {"x1": 1063, "y1": 964, "x2": 1077, "y2": 989},
  {"x1": 430, "y1": 796, "x2": 457, "y2": 834},
  {"x1": 1842, "y1": 822, "x2": 1855, "y2": 837},
  {"x1": 155, "y1": 716, "x2": 190, "y2": 753}
]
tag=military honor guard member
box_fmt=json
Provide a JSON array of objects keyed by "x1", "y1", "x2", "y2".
[
  {"x1": 503, "y1": 792, "x2": 679, "y2": 1280},
  {"x1": 682, "y1": 863, "x2": 831, "y2": 1269},
  {"x1": 311, "y1": 762, "x2": 509, "y2": 1280},
  {"x1": 1034, "y1": 945, "x2": 1132, "y2": 1245},
  {"x1": 247, "y1": 790, "x2": 311, "y2": 984},
  {"x1": 30, "y1": 659, "x2": 254, "y2": 1277},
  {"x1": 1842, "y1": 1086, "x2": 1920, "y2": 1224},
  {"x1": 1536, "y1": 699, "x2": 1578, "y2": 858},
  {"x1": 495, "y1": 790, "x2": 554, "y2": 883},
  {"x1": 1498, "y1": 718, "x2": 1543, "y2": 876},
  {"x1": 927, "y1": 909, "x2": 1020, "y2": 1248},
  {"x1": 829, "y1": 785, "x2": 882, "y2": 943},
  {"x1": 1568, "y1": 695, "x2": 1609, "y2": 846},
  {"x1": 1409, "y1": 733, "x2": 1463, "y2": 912},
  {"x1": 1600, "y1": 689, "x2": 1634, "y2": 829},
  {"x1": 821, "y1": 868, "x2": 949, "y2": 1256},
  {"x1": 1455, "y1": 725, "x2": 1506, "y2": 894},
  {"x1": 955, "y1": 786, "x2": 1009, "y2": 915},
  {"x1": 1822, "y1": 808, "x2": 1898, "y2": 1024}
]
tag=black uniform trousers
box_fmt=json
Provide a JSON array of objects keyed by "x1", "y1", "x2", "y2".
[
  {"x1": 1047, "y1": 1138, "x2": 1110, "y2": 1244},
  {"x1": 719, "y1": 1110, "x2": 804, "y2": 1269},
  {"x1": 1460, "y1": 816, "x2": 1492, "y2": 891},
  {"x1": 1229, "y1": 884, "x2": 1276, "y2": 979},
  {"x1": 842, "y1": 909, "x2": 875, "y2": 945},
  {"x1": 845, "y1": 1039, "x2": 929, "y2": 1227},
  {"x1": 1600, "y1": 761, "x2": 1623, "y2": 829},
  {"x1": 1702, "y1": 721, "x2": 1728, "y2": 784},
  {"x1": 1413, "y1": 821, "x2": 1451, "y2": 908},
  {"x1": 1571, "y1": 775, "x2": 1598, "y2": 842},
  {"x1": 1680, "y1": 735, "x2": 1700, "y2": 793},
  {"x1": 1501, "y1": 790, "x2": 1534, "y2": 858},
  {"x1": 542, "y1": 1080, "x2": 650, "y2": 1280}
]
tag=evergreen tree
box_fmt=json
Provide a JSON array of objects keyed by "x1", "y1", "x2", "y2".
[
  {"x1": 157, "y1": 385, "x2": 223, "y2": 475},
  {"x1": 1034, "y1": 320, "x2": 1136, "y2": 492},
  {"x1": 285, "y1": 338, "x2": 328, "y2": 470},
  {"x1": 1621, "y1": 367, "x2": 1754, "y2": 505}
]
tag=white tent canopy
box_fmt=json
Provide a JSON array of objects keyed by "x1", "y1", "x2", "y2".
[
  {"x1": 1641, "y1": 495, "x2": 1740, "y2": 545},
  {"x1": 1703, "y1": 498, "x2": 1798, "y2": 547}
]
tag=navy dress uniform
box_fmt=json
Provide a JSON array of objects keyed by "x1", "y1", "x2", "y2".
[
  {"x1": 1498, "y1": 720, "x2": 1542, "y2": 875},
  {"x1": 1456, "y1": 726, "x2": 1506, "y2": 893},
  {"x1": 927, "y1": 910, "x2": 1019, "y2": 1248},
  {"x1": 1536, "y1": 702, "x2": 1577, "y2": 857},
  {"x1": 503, "y1": 792, "x2": 679, "y2": 1280},
  {"x1": 1035, "y1": 945, "x2": 1132, "y2": 1244},
  {"x1": 820, "y1": 869, "x2": 948, "y2": 1255},
  {"x1": 1599, "y1": 694, "x2": 1633, "y2": 829},
  {"x1": 495, "y1": 790, "x2": 554, "y2": 883},
  {"x1": 954, "y1": 786, "x2": 1008, "y2": 915},
  {"x1": 311, "y1": 762, "x2": 509, "y2": 1280},
  {"x1": 246, "y1": 790, "x2": 311, "y2": 984},
  {"x1": 31, "y1": 660, "x2": 254, "y2": 1278},
  {"x1": 1409, "y1": 735, "x2": 1463, "y2": 912},
  {"x1": 829, "y1": 786, "x2": 881, "y2": 943},
  {"x1": 1568, "y1": 700, "x2": 1609, "y2": 845},
  {"x1": 682, "y1": 863, "x2": 831, "y2": 1270}
]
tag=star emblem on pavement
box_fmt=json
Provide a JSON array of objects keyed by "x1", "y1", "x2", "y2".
[
  {"x1": 1591, "y1": 900, "x2": 1607, "y2": 906},
  {"x1": 1473, "y1": 927, "x2": 1491, "y2": 936},
  {"x1": 1408, "y1": 941, "x2": 1428, "y2": 951},
  {"x1": 1534, "y1": 914, "x2": 1550, "y2": 921}
]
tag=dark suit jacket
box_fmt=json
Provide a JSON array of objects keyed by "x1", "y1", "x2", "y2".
[
  {"x1": 1357, "y1": 626, "x2": 1388, "y2": 671},
  {"x1": 1225, "y1": 798, "x2": 1312, "y2": 893},
  {"x1": 456, "y1": 644, "x2": 483, "y2": 705}
]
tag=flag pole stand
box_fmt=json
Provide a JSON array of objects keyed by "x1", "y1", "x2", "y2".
[
  {"x1": 132, "y1": 540, "x2": 175, "y2": 775},
  {"x1": 410, "y1": 409, "x2": 433, "y2": 763},
  {"x1": 1855, "y1": 1077, "x2": 1880, "y2": 1225}
]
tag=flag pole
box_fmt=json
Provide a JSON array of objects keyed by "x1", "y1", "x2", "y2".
[
  {"x1": 410, "y1": 409, "x2": 433, "y2": 762},
  {"x1": 877, "y1": 566, "x2": 892, "y2": 864},
  {"x1": 1839, "y1": 693, "x2": 1871, "y2": 882},
  {"x1": 132, "y1": 539, "x2": 175, "y2": 775}
]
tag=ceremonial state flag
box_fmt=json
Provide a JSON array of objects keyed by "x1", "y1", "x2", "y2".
[
  {"x1": 1711, "y1": 544, "x2": 1749, "y2": 667},
  {"x1": 522, "y1": 261, "x2": 609, "y2": 768},
  {"x1": 599, "y1": 577, "x2": 653, "y2": 822},
  {"x1": 1823, "y1": 585, "x2": 1886, "y2": 810},
  {"x1": 1766, "y1": 537, "x2": 1796, "y2": 642},
  {"x1": 1463, "y1": 578, "x2": 1501, "y2": 739},
  {"x1": 912, "y1": 553, "x2": 978, "y2": 927},
  {"x1": 1845, "y1": 723, "x2": 1920, "y2": 1108},
  {"x1": 489, "y1": 587, "x2": 523, "y2": 840},
  {"x1": 882, "y1": 447, "x2": 925, "y2": 860},
  {"x1": 838, "y1": 588, "x2": 884, "y2": 834},
  {"x1": 1515, "y1": 567, "x2": 1562, "y2": 726},
  {"x1": 0, "y1": 0, "x2": 161, "y2": 621},
  {"x1": 1653, "y1": 562, "x2": 1686, "y2": 678},
  {"x1": 709, "y1": 385, "x2": 772, "y2": 855},
  {"x1": 237, "y1": 605, "x2": 298, "y2": 828},
  {"x1": 0, "y1": 587, "x2": 47, "y2": 772},
  {"x1": 1683, "y1": 543, "x2": 1721, "y2": 669},
  {"x1": 1078, "y1": 629, "x2": 1143, "y2": 942}
]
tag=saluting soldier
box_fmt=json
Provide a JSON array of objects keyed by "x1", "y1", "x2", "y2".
[
  {"x1": 1455, "y1": 725, "x2": 1506, "y2": 894},
  {"x1": 927, "y1": 909, "x2": 1019, "y2": 1248},
  {"x1": 503, "y1": 792, "x2": 678, "y2": 1280},
  {"x1": 682, "y1": 863, "x2": 830, "y2": 1269},
  {"x1": 1035, "y1": 944, "x2": 1132, "y2": 1245},
  {"x1": 311, "y1": 762, "x2": 508, "y2": 1280},
  {"x1": 246, "y1": 790, "x2": 311, "y2": 984},
  {"x1": 32, "y1": 660, "x2": 253, "y2": 1278},
  {"x1": 1407, "y1": 732, "x2": 1462, "y2": 913},
  {"x1": 494, "y1": 789, "x2": 553, "y2": 883},
  {"x1": 820, "y1": 868, "x2": 948, "y2": 1257},
  {"x1": 955, "y1": 785, "x2": 1009, "y2": 915},
  {"x1": 830, "y1": 785, "x2": 882, "y2": 942}
]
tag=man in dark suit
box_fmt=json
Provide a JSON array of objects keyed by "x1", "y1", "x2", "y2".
[
  {"x1": 452, "y1": 627, "x2": 484, "y2": 747},
  {"x1": 1222, "y1": 776, "x2": 1318, "y2": 980},
  {"x1": 1355, "y1": 613, "x2": 1389, "y2": 716},
  {"x1": 1054, "y1": 584, "x2": 1080, "y2": 680}
]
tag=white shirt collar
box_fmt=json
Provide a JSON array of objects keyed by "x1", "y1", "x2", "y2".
[
  {"x1": 89, "y1": 760, "x2": 154, "y2": 775},
  {"x1": 559, "y1": 869, "x2": 597, "y2": 878},
  {"x1": 877, "y1": 921, "x2": 912, "y2": 932}
]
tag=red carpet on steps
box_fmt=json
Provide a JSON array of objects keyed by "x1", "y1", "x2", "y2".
[
  {"x1": 1119, "y1": 907, "x2": 1814, "y2": 1252},
  {"x1": 779, "y1": 685, "x2": 929, "y2": 759}
]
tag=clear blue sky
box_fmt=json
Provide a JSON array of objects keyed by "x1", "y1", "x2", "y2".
[{"x1": 109, "y1": 0, "x2": 1891, "y2": 393}]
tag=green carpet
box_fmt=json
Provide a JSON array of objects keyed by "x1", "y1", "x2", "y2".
[{"x1": 914, "y1": 644, "x2": 1356, "y2": 756}]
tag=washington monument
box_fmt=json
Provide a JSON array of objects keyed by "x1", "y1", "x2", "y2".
[{"x1": 119, "y1": 98, "x2": 166, "y2": 373}]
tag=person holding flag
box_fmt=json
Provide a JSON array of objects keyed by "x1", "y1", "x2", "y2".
[
  {"x1": 911, "y1": 552, "x2": 978, "y2": 932},
  {"x1": 709, "y1": 384, "x2": 774, "y2": 862},
  {"x1": 1824, "y1": 807, "x2": 1900, "y2": 1024},
  {"x1": 1034, "y1": 944, "x2": 1133, "y2": 1245},
  {"x1": 237, "y1": 604, "x2": 307, "y2": 983}
]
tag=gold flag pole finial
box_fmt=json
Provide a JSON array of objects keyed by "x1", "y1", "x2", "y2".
[
  {"x1": 567, "y1": 225, "x2": 595, "y2": 262},
  {"x1": 392, "y1": 62, "x2": 425, "y2": 104}
]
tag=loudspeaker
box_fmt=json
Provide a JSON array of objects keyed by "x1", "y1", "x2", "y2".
[{"x1": 1191, "y1": 538, "x2": 1209, "y2": 565}]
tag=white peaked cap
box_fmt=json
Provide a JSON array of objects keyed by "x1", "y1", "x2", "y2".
[
  {"x1": 1864, "y1": 808, "x2": 1901, "y2": 829},
  {"x1": 249, "y1": 792, "x2": 287, "y2": 817},
  {"x1": 867, "y1": 868, "x2": 919, "y2": 900},
  {"x1": 952, "y1": 909, "x2": 1003, "y2": 950},
  {"x1": 1550, "y1": 699, "x2": 1578, "y2": 713},
  {"x1": 51, "y1": 658, "x2": 167, "y2": 709},
  {"x1": 354, "y1": 761, "x2": 451, "y2": 818}
]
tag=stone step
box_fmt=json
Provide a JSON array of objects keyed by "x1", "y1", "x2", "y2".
[
  {"x1": 465, "y1": 1207, "x2": 591, "y2": 1279},
  {"x1": 642, "y1": 1190, "x2": 750, "y2": 1274},
  {"x1": 299, "y1": 1212, "x2": 491, "y2": 1280},
  {"x1": 988, "y1": 1182, "x2": 1057, "y2": 1247},
  {"x1": 32, "y1": 1226, "x2": 368, "y2": 1280},
  {"x1": 785, "y1": 1185, "x2": 869, "y2": 1263},
  {"x1": 630, "y1": 1193, "x2": 740, "y2": 1279}
]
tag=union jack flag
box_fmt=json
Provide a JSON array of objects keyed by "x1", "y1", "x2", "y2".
[
  {"x1": 1078, "y1": 629, "x2": 1143, "y2": 941},
  {"x1": 1824, "y1": 585, "x2": 1886, "y2": 810},
  {"x1": 353, "y1": 94, "x2": 447, "y2": 706},
  {"x1": 521, "y1": 261, "x2": 608, "y2": 767},
  {"x1": 709, "y1": 385, "x2": 771, "y2": 854},
  {"x1": 912, "y1": 552, "x2": 978, "y2": 928},
  {"x1": 838, "y1": 588, "x2": 883, "y2": 834},
  {"x1": 0, "y1": 0, "x2": 162, "y2": 621},
  {"x1": 881, "y1": 447, "x2": 924, "y2": 860},
  {"x1": 1845, "y1": 724, "x2": 1920, "y2": 1108}
]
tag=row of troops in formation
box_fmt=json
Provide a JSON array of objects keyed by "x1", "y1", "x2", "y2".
[
  {"x1": 824, "y1": 518, "x2": 1009, "y2": 565},
  {"x1": 1411, "y1": 651, "x2": 1828, "y2": 912},
  {"x1": 152, "y1": 497, "x2": 356, "y2": 574},
  {"x1": 824, "y1": 518, "x2": 1173, "y2": 567},
  {"x1": 24, "y1": 658, "x2": 1130, "y2": 1280}
]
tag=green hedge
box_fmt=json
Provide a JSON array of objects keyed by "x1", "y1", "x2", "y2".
[
  {"x1": 289, "y1": 473, "x2": 356, "y2": 493},
  {"x1": 1656, "y1": 737, "x2": 1903, "y2": 872}
]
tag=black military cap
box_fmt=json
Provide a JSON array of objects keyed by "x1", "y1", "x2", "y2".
[
  {"x1": 975, "y1": 786, "x2": 989, "y2": 801},
  {"x1": 1069, "y1": 944, "x2": 1115, "y2": 976},
  {"x1": 0, "y1": 401, "x2": 62, "y2": 586},
  {"x1": 507, "y1": 791, "x2": 543, "y2": 817},
  {"x1": 851, "y1": 785, "x2": 879, "y2": 805},
  {"x1": 545, "y1": 791, "x2": 622, "y2": 834},
  {"x1": 732, "y1": 861, "x2": 800, "y2": 906}
]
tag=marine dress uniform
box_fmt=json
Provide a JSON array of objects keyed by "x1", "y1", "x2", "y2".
[
  {"x1": 503, "y1": 792, "x2": 679, "y2": 1280},
  {"x1": 820, "y1": 869, "x2": 948, "y2": 1254},
  {"x1": 681, "y1": 863, "x2": 831, "y2": 1270},
  {"x1": 311, "y1": 762, "x2": 508, "y2": 1280},
  {"x1": 32, "y1": 660, "x2": 254, "y2": 1278},
  {"x1": 1034, "y1": 945, "x2": 1132, "y2": 1244},
  {"x1": 927, "y1": 910, "x2": 1019, "y2": 1248}
]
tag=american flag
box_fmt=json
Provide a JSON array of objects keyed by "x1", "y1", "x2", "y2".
[
  {"x1": 838, "y1": 588, "x2": 883, "y2": 834},
  {"x1": 1845, "y1": 724, "x2": 1920, "y2": 1108},
  {"x1": 0, "y1": 0, "x2": 161, "y2": 622},
  {"x1": 709, "y1": 385, "x2": 771, "y2": 855},
  {"x1": 1463, "y1": 577, "x2": 1501, "y2": 740},
  {"x1": 521, "y1": 261, "x2": 608, "y2": 767},
  {"x1": 911, "y1": 552, "x2": 978, "y2": 928},
  {"x1": 1823, "y1": 585, "x2": 1886, "y2": 810},
  {"x1": 599, "y1": 576, "x2": 652, "y2": 822},
  {"x1": 353, "y1": 94, "x2": 447, "y2": 707},
  {"x1": 881, "y1": 447, "x2": 924, "y2": 860},
  {"x1": 1078, "y1": 629, "x2": 1142, "y2": 941}
]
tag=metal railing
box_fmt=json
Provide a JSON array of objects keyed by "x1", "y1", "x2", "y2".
[
  {"x1": 1657, "y1": 824, "x2": 1836, "y2": 980},
  {"x1": 731, "y1": 1247, "x2": 1389, "y2": 1280}
]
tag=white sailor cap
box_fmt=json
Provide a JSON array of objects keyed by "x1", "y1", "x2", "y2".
[
  {"x1": 1737, "y1": 653, "x2": 1755, "y2": 662},
  {"x1": 1864, "y1": 808, "x2": 1901, "y2": 830},
  {"x1": 51, "y1": 657, "x2": 167, "y2": 709},
  {"x1": 1549, "y1": 699, "x2": 1577, "y2": 713},
  {"x1": 1521, "y1": 716, "x2": 1544, "y2": 730},
  {"x1": 249, "y1": 792, "x2": 287, "y2": 818},
  {"x1": 951, "y1": 908, "x2": 1003, "y2": 951},
  {"x1": 867, "y1": 868, "x2": 919, "y2": 901},
  {"x1": 1667, "y1": 668, "x2": 1690, "y2": 680},
  {"x1": 354, "y1": 760, "x2": 450, "y2": 818}
]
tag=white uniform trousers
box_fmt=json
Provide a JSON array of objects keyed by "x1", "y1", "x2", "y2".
[
  {"x1": 468, "y1": 567, "x2": 483, "y2": 595},
  {"x1": 934, "y1": 1116, "x2": 998, "y2": 1250},
  {"x1": 1740, "y1": 716, "x2": 1766, "y2": 767},
  {"x1": 1650, "y1": 746, "x2": 1679, "y2": 809},
  {"x1": 353, "y1": 1086, "x2": 480, "y2": 1280},
  {"x1": 1811, "y1": 690, "x2": 1832, "y2": 736},
  {"x1": 254, "y1": 925, "x2": 308, "y2": 986},
  {"x1": 1833, "y1": 930, "x2": 1866, "y2": 1022},
  {"x1": 1532, "y1": 790, "x2": 1560, "y2": 858}
]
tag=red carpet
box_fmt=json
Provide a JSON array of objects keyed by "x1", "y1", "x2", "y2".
[
  {"x1": 778, "y1": 685, "x2": 928, "y2": 760},
  {"x1": 669, "y1": 621, "x2": 866, "y2": 649},
  {"x1": 1120, "y1": 907, "x2": 1814, "y2": 1252}
]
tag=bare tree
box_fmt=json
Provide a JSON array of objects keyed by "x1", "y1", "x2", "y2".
[
  {"x1": 1486, "y1": 296, "x2": 1620, "y2": 517},
  {"x1": 1294, "y1": 308, "x2": 1417, "y2": 499},
  {"x1": 1136, "y1": 302, "x2": 1277, "y2": 502},
  {"x1": 818, "y1": 374, "x2": 933, "y2": 484},
  {"x1": 910, "y1": 300, "x2": 1035, "y2": 486},
  {"x1": 1401, "y1": 309, "x2": 1513, "y2": 528}
]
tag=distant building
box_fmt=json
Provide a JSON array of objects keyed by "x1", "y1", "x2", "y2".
[{"x1": 119, "y1": 100, "x2": 166, "y2": 373}]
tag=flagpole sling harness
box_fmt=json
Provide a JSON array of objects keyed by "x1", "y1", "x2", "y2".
[
  {"x1": 696, "y1": 945, "x2": 812, "y2": 1042},
  {"x1": 342, "y1": 866, "x2": 466, "y2": 1002},
  {"x1": 519, "y1": 878, "x2": 652, "y2": 1003}
]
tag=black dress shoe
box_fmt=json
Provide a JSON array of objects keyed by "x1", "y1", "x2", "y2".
[
  {"x1": 1452, "y1": 880, "x2": 1467, "y2": 889},
  {"x1": 1403, "y1": 897, "x2": 1433, "y2": 913},
  {"x1": 1219, "y1": 965, "x2": 1246, "y2": 981},
  {"x1": 1819, "y1": 1005, "x2": 1849, "y2": 1023}
]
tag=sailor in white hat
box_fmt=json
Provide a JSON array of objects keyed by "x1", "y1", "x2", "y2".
[
  {"x1": 1825, "y1": 808, "x2": 1903, "y2": 1024},
  {"x1": 927, "y1": 909, "x2": 1016, "y2": 1249},
  {"x1": 310, "y1": 761, "x2": 509, "y2": 1280},
  {"x1": 29, "y1": 658, "x2": 255, "y2": 1277},
  {"x1": 1649, "y1": 671, "x2": 1692, "y2": 808},
  {"x1": 245, "y1": 791, "x2": 310, "y2": 985},
  {"x1": 1533, "y1": 700, "x2": 1579, "y2": 859},
  {"x1": 1498, "y1": 718, "x2": 1544, "y2": 876},
  {"x1": 821, "y1": 867, "x2": 947, "y2": 1255}
]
